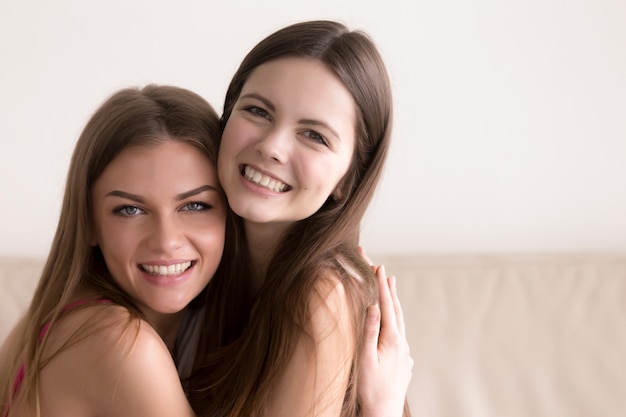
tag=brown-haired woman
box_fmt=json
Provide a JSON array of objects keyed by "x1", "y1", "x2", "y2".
[{"x1": 189, "y1": 20, "x2": 413, "y2": 417}]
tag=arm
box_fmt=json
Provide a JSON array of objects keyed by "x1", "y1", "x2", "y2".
[
  {"x1": 358, "y1": 254, "x2": 414, "y2": 417},
  {"x1": 262, "y1": 276, "x2": 355, "y2": 417},
  {"x1": 39, "y1": 306, "x2": 195, "y2": 417}
]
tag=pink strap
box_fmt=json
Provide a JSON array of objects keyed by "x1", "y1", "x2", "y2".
[
  {"x1": 5, "y1": 298, "x2": 112, "y2": 416},
  {"x1": 38, "y1": 298, "x2": 111, "y2": 340}
]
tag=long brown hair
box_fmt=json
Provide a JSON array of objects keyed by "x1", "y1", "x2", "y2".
[
  {"x1": 0, "y1": 85, "x2": 221, "y2": 415},
  {"x1": 190, "y1": 20, "x2": 408, "y2": 416}
]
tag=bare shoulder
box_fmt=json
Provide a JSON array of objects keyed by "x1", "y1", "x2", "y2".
[
  {"x1": 41, "y1": 303, "x2": 146, "y2": 367},
  {"x1": 40, "y1": 304, "x2": 194, "y2": 417},
  {"x1": 310, "y1": 267, "x2": 354, "y2": 309},
  {"x1": 261, "y1": 270, "x2": 356, "y2": 416},
  {"x1": 310, "y1": 268, "x2": 349, "y2": 307},
  {"x1": 308, "y1": 268, "x2": 355, "y2": 339}
]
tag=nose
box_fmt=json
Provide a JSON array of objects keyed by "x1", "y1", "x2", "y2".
[
  {"x1": 146, "y1": 214, "x2": 183, "y2": 254},
  {"x1": 255, "y1": 127, "x2": 289, "y2": 163}
]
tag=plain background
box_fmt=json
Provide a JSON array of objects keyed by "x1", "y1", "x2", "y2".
[{"x1": 1, "y1": 0, "x2": 625, "y2": 257}]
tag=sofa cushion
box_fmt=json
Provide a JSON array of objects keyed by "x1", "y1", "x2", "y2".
[
  {"x1": 375, "y1": 253, "x2": 626, "y2": 416},
  {"x1": 0, "y1": 257, "x2": 43, "y2": 341}
]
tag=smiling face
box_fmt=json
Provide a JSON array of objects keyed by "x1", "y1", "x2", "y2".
[
  {"x1": 91, "y1": 140, "x2": 226, "y2": 320},
  {"x1": 217, "y1": 57, "x2": 357, "y2": 230}
]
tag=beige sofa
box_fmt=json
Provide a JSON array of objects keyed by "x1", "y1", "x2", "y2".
[{"x1": 2, "y1": 253, "x2": 625, "y2": 416}]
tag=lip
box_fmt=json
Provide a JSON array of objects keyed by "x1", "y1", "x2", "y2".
[{"x1": 138, "y1": 260, "x2": 195, "y2": 288}]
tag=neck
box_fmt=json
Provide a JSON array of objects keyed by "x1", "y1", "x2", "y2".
[
  {"x1": 78, "y1": 288, "x2": 185, "y2": 352},
  {"x1": 144, "y1": 309, "x2": 187, "y2": 352},
  {"x1": 244, "y1": 220, "x2": 291, "y2": 295}
]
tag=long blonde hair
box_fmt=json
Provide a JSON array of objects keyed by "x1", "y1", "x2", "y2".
[
  {"x1": 189, "y1": 20, "x2": 409, "y2": 417},
  {"x1": 0, "y1": 85, "x2": 221, "y2": 415}
]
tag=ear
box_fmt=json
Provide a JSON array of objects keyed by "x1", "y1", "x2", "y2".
[
  {"x1": 332, "y1": 173, "x2": 351, "y2": 202},
  {"x1": 331, "y1": 188, "x2": 344, "y2": 202}
]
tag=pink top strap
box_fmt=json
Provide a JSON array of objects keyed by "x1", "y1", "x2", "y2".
[{"x1": 5, "y1": 298, "x2": 112, "y2": 417}]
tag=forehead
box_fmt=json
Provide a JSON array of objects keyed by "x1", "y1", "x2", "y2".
[{"x1": 95, "y1": 140, "x2": 217, "y2": 191}]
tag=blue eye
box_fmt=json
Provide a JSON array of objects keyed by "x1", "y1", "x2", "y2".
[
  {"x1": 181, "y1": 202, "x2": 210, "y2": 212},
  {"x1": 113, "y1": 206, "x2": 144, "y2": 217}
]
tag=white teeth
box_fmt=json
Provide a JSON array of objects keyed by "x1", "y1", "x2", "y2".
[
  {"x1": 141, "y1": 261, "x2": 192, "y2": 276},
  {"x1": 244, "y1": 166, "x2": 288, "y2": 192}
]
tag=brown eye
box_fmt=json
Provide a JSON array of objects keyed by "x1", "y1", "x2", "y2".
[
  {"x1": 245, "y1": 106, "x2": 270, "y2": 120},
  {"x1": 303, "y1": 130, "x2": 328, "y2": 146}
]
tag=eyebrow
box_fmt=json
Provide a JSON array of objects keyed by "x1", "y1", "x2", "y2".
[
  {"x1": 298, "y1": 119, "x2": 341, "y2": 141},
  {"x1": 105, "y1": 185, "x2": 218, "y2": 202},
  {"x1": 240, "y1": 93, "x2": 275, "y2": 112},
  {"x1": 240, "y1": 93, "x2": 341, "y2": 140}
]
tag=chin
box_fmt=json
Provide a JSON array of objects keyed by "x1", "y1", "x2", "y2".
[
  {"x1": 236, "y1": 211, "x2": 274, "y2": 224},
  {"x1": 229, "y1": 202, "x2": 269, "y2": 222},
  {"x1": 157, "y1": 303, "x2": 189, "y2": 315}
]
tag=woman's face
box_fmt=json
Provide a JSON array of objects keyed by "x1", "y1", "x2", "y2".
[
  {"x1": 218, "y1": 57, "x2": 356, "y2": 227},
  {"x1": 91, "y1": 140, "x2": 226, "y2": 320}
]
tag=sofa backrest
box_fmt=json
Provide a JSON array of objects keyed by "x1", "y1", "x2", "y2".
[{"x1": 2, "y1": 253, "x2": 626, "y2": 416}]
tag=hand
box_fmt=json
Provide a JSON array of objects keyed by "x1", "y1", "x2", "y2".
[{"x1": 357, "y1": 248, "x2": 413, "y2": 417}]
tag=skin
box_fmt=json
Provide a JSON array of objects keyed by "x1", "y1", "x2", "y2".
[
  {"x1": 34, "y1": 140, "x2": 225, "y2": 416},
  {"x1": 217, "y1": 57, "x2": 410, "y2": 417}
]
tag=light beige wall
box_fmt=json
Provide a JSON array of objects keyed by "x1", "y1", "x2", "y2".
[{"x1": 1, "y1": 0, "x2": 625, "y2": 257}]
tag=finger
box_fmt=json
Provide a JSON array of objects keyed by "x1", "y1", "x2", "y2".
[
  {"x1": 389, "y1": 275, "x2": 406, "y2": 338},
  {"x1": 377, "y1": 265, "x2": 398, "y2": 339},
  {"x1": 359, "y1": 245, "x2": 375, "y2": 266},
  {"x1": 361, "y1": 305, "x2": 381, "y2": 364}
]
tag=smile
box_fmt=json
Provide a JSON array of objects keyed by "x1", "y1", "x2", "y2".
[
  {"x1": 243, "y1": 165, "x2": 290, "y2": 192},
  {"x1": 140, "y1": 261, "x2": 193, "y2": 276}
]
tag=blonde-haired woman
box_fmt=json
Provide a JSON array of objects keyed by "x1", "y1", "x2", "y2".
[{"x1": 0, "y1": 85, "x2": 225, "y2": 416}]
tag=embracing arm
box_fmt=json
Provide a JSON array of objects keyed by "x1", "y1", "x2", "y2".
[
  {"x1": 262, "y1": 276, "x2": 355, "y2": 417},
  {"x1": 93, "y1": 320, "x2": 196, "y2": 416},
  {"x1": 39, "y1": 307, "x2": 195, "y2": 417}
]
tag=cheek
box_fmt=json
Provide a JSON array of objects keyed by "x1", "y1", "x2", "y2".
[
  {"x1": 198, "y1": 237, "x2": 225, "y2": 282},
  {"x1": 95, "y1": 216, "x2": 144, "y2": 261},
  {"x1": 329, "y1": 151, "x2": 355, "y2": 190},
  {"x1": 218, "y1": 122, "x2": 246, "y2": 180},
  {"x1": 94, "y1": 220, "x2": 117, "y2": 251},
  {"x1": 220, "y1": 118, "x2": 250, "y2": 155},
  {"x1": 306, "y1": 157, "x2": 351, "y2": 195},
  {"x1": 202, "y1": 229, "x2": 225, "y2": 254},
  {"x1": 195, "y1": 222, "x2": 226, "y2": 260},
  {"x1": 98, "y1": 227, "x2": 136, "y2": 266}
]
